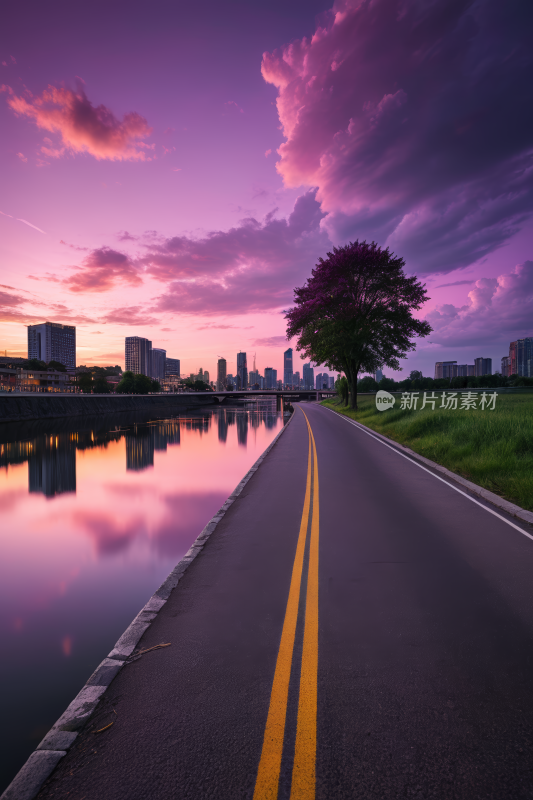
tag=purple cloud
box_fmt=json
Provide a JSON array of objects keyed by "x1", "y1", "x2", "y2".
[
  {"x1": 66, "y1": 247, "x2": 142, "y2": 292},
  {"x1": 426, "y1": 260, "x2": 533, "y2": 347},
  {"x1": 262, "y1": 0, "x2": 533, "y2": 274},
  {"x1": 143, "y1": 190, "x2": 330, "y2": 315}
]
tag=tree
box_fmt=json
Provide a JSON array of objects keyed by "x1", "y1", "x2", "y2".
[
  {"x1": 78, "y1": 372, "x2": 93, "y2": 393},
  {"x1": 116, "y1": 371, "x2": 135, "y2": 393},
  {"x1": 378, "y1": 376, "x2": 396, "y2": 391},
  {"x1": 184, "y1": 379, "x2": 211, "y2": 392},
  {"x1": 24, "y1": 358, "x2": 46, "y2": 370},
  {"x1": 93, "y1": 376, "x2": 112, "y2": 393},
  {"x1": 409, "y1": 370, "x2": 423, "y2": 381},
  {"x1": 47, "y1": 360, "x2": 67, "y2": 372},
  {"x1": 115, "y1": 371, "x2": 153, "y2": 394},
  {"x1": 358, "y1": 376, "x2": 378, "y2": 393},
  {"x1": 286, "y1": 241, "x2": 431, "y2": 408},
  {"x1": 336, "y1": 376, "x2": 349, "y2": 405},
  {"x1": 151, "y1": 379, "x2": 161, "y2": 392}
]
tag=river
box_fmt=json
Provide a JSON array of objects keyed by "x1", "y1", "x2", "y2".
[{"x1": 0, "y1": 399, "x2": 285, "y2": 792}]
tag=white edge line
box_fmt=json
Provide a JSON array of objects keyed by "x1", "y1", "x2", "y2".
[{"x1": 321, "y1": 405, "x2": 533, "y2": 543}]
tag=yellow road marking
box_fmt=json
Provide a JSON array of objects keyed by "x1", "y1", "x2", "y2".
[
  {"x1": 253, "y1": 416, "x2": 313, "y2": 800},
  {"x1": 290, "y1": 411, "x2": 319, "y2": 800}
]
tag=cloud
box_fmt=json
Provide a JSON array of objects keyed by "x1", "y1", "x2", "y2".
[
  {"x1": 252, "y1": 335, "x2": 290, "y2": 347},
  {"x1": 101, "y1": 305, "x2": 159, "y2": 326},
  {"x1": 262, "y1": 0, "x2": 533, "y2": 274},
  {"x1": 117, "y1": 230, "x2": 138, "y2": 241},
  {"x1": 3, "y1": 82, "x2": 152, "y2": 161},
  {"x1": 425, "y1": 260, "x2": 533, "y2": 347},
  {"x1": 197, "y1": 324, "x2": 254, "y2": 330},
  {"x1": 65, "y1": 247, "x2": 142, "y2": 292},
  {"x1": 60, "y1": 239, "x2": 88, "y2": 251},
  {"x1": 265, "y1": 149, "x2": 272, "y2": 157},
  {"x1": 141, "y1": 190, "x2": 329, "y2": 315},
  {"x1": 160, "y1": 327, "x2": 175, "y2": 331},
  {"x1": 224, "y1": 100, "x2": 244, "y2": 114},
  {"x1": 434, "y1": 280, "x2": 475, "y2": 289},
  {"x1": 1, "y1": 210, "x2": 46, "y2": 233},
  {"x1": 16, "y1": 152, "x2": 27, "y2": 162},
  {"x1": 0, "y1": 290, "x2": 96, "y2": 325}
]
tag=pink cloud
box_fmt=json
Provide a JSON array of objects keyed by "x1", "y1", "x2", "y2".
[
  {"x1": 0, "y1": 290, "x2": 97, "y2": 325},
  {"x1": 102, "y1": 305, "x2": 159, "y2": 326},
  {"x1": 262, "y1": 0, "x2": 533, "y2": 275},
  {"x1": 65, "y1": 247, "x2": 142, "y2": 292},
  {"x1": 252, "y1": 335, "x2": 290, "y2": 347},
  {"x1": 60, "y1": 239, "x2": 88, "y2": 251},
  {"x1": 426, "y1": 261, "x2": 533, "y2": 347},
  {"x1": 4, "y1": 82, "x2": 152, "y2": 161},
  {"x1": 265, "y1": 149, "x2": 272, "y2": 157},
  {"x1": 224, "y1": 100, "x2": 244, "y2": 114},
  {"x1": 141, "y1": 190, "x2": 329, "y2": 315},
  {"x1": 16, "y1": 152, "x2": 27, "y2": 162}
]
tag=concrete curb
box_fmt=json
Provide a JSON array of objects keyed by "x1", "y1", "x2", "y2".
[
  {"x1": 1, "y1": 412, "x2": 296, "y2": 800},
  {"x1": 323, "y1": 404, "x2": 533, "y2": 527}
]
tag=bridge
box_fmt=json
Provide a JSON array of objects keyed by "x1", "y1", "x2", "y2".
[{"x1": 185, "y1": 389, "x2": 337, "y2": 406}]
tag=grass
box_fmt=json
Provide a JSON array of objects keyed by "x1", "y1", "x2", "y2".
[{"x1": 321, "y1": 392, "x2": 533, "y2": 511}]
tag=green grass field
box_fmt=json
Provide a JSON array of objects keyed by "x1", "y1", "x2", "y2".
[{"x1": 321, "y1": 392, "x2": 533, "y2": 511}]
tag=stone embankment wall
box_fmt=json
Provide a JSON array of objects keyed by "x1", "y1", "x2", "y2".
[{"x1": 0, "y1": 394, "x2": 216, "y2": 424}]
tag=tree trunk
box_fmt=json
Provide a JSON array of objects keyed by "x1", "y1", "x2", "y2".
[{"x1": 346, "y1": 363, "x2": 358, "y2": 410}]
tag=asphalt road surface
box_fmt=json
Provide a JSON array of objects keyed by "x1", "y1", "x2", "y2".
[{"x1": 35, "y1": 403, "x2": 533, "y2": 799}]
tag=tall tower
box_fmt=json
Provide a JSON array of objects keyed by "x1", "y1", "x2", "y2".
[
  {"x1": 283, "y1": 348, "x2": 293, "y2": 388},
  {"x1": 151, "y1": 348, "x2": 166, "y2": 381},
  {"x1": 237, "y1": 352, "x2": 247, "y2": 390},
  {"x1": 217, "y1": 358, "x2": 227, "y2": 390},
  {"x1": 125, "y1": 336, "x2": 152, "y2": 376},
  {"x1": 27, "y1": 322, "x2": 76, "y2": 368}
]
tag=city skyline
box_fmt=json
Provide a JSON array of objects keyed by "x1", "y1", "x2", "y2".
[{"x1": 1, "y1": 0, "x2": 532, "y2": 380}]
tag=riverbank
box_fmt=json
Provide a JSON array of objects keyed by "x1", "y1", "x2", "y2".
[
  {"x1": 0, "y1": 393, "x2": 217, "y2": 424},
  {"x1": 322, "y1": 394, "x2": 533, "y2": 511}
]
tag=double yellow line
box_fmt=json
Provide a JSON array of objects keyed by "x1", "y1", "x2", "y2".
[{"x1": 253, "y1": 409, "x2": 319, "y2": 800}]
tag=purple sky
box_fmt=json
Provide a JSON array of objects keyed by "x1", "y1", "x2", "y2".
[{"x1": 1, "y1": 0, "x2": 532, "y2": 379}]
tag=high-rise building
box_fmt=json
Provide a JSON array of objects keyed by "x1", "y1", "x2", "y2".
[
  {"x1": 329, "y1": 376, "x2": 335, "y2": 389},
  {"x1": 375, "y1": 369, "x2": 383, "y2": 383},
  {"x1": 264, "y1": 367, "x2": 277, "y2": 389},
  {"x1": 302, "y1": 363, "x2": 314, "y2": 389},
  {"x1": 217, "y1": 358, "x2": 227, "y2": 390},
  {"x1": 434, "y1": 361, "x2": 457, "y2": 380},
  {"x1": 27, "y1": 322, "x2": 76, "y2": 368},
  {"x1": 501, "y1": 356, "x2": 510, "y2": 377},
  {"x1": 509, "y1": 341, "x2": 517, "y2": 375},
  {"x1": 474, "y1": 357, "x2": 492, "y2": 377},
  {"x1": 151, "y1": 348, "x2": 166, "y2": 381},
  {"x1": 237, "y1": 352, "x2": 248, "y2": 390},
  {"x1": 165, "y1": 358, "x2": 180, "y2": 377},
  {"x1": 316, "y1": 373, "x2": 329, "y2": 389},
  {"x1": 248, "y1": 370, "x2": 260, "y2": 387},
  {"x1": 125, "y1": 336, "x2": 152, "y2": 376},
  {"x1": 283, "y1": 348, "x2": 293, "y2": 388},
  {"x1": 292, "y1": 371, "x2": 300, "y2": 389},
  {"x1": 515, "y1": 337, "x2": 533, "y2": 376}
]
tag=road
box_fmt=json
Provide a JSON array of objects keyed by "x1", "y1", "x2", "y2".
[{"x1": 34, "y1": 403, "x2": 533, "y2": 799}]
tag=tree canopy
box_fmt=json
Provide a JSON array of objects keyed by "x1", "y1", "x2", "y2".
[
  {"x1": 116, "y1": 371, "x2": 156, "y2": 394},
  {"x1": 286, "y1": 241, "x2": 431, "y2": 408}
]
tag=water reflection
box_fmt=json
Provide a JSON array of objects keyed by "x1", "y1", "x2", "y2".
[
  {"x1": 0, "y1": 401, "x2": 284, "y2": 793},
  {"x1": 0, "y1": 401, "x2": 283, "y2": 485}
]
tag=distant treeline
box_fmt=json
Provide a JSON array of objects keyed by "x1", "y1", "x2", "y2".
[{"x1": 351, "y1": 373, "x2": 533, "y2": 393}]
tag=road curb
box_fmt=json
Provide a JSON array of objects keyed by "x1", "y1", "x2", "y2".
[
  {"x1": 323, "y1": 404, "x2": 533, "y2": 528},
  {"x1": 1, "y1": 411, "x2": 296, "y2": 800}
]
